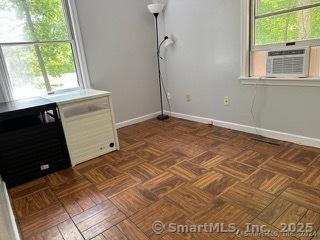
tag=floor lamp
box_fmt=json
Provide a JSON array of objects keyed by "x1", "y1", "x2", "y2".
[{"x1": 148, "y1": 3, "x2": 174, "y2": 121}]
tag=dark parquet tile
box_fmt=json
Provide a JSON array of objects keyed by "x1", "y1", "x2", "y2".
[
  {"x1": 141, "y1": 172, "x2": 185, "y2": 198},
  {"x1": 96, "y1": 173, "x2": 140, "y2": 198},
  {"x1": 8, "y1": 117, "x2": 320, "y2": 240},
  {"x1": 130, "y1": 198, "x2": 187, "y2": 239},
  {"x1": 19, "y1": 203, "x2": 70, "y2": 239},
  {"x1": 211, "y1": 143, "x2": 244, "y2": 158},
  {"x1": 220, "y1": 182, "x2": 275, "y2": 216},
  {"x1": 169, "y1": 160, "x2": 210, "y2": 182},
  {"x1": 165, "y1": 184, "x2": 214, "y2": 216},
  {"x1": 244, "y1": 169, "x2": 292, "y2": 195},
  {"x1": 13, "y1": 188, "x2": 58, "y2": 219},
  {"x1": 251, "y1": 141, "x2": 286, "y2": 156},
  {"x1": 215, "y1": 160, "x2": 257, "y2": 180},
  {"x1": 59, "y1": 186, "x2": 107, "y2": 217},
  {"x1": 110, "y1": 186, "x2": 158, "y2": 217},
  {"x1": 9, "y1": 177, "x2": 48, "y2": 199},
  {"x1": 281, "y1": 182, "x2": 320, "y2": 212},
  {"x1": 188, "y1": 137, "x2": 224, "y2": 151},
  {"x1": 126, "y1": 162, "x2": 163, "y2": 182},
  {"x1": 171, "y1": 143, "x2": 205, "y2": 158},
  {"x1": 84, "y1": 164, "x2": 122, "y2": 184},
  {"x1": 232, "y1": 150, "x2": 271, "y2": 167},
  {"x1": 277, "y1": 147, "x2": 320, "y2": 167},
  {"x1": 46, "y1": 168, "x2": 81, "y2": 188},
  {"x1": 51, "y1": 177, "x2": 92, "y2": 198},
  {"x1": 72, "y1": 200, "x2": 125, "y2": 239},
  {"x1": 229, "y1": 135, "x2": 257, "y2": 149},
  {"x1": 312, "y1": 157, "x2": 320, "y2": 168},
  {"x1": 188, "y1": 151, "x2": 225, "y2": 169},
  {"x1": 298, "y1": 166, "x2": 320, "y2": 189},
  {"x1": 258, "y1": 197, "x2": 292, "y2": 224},
  {"x1": 261, "y1": 158, "x2": 306, "y2": 179},
  {"x1": 115, "y1": 219, "x2": 150, "y2": 240},
  {"x1": 193, "y1": 171, "x2": 238, "y2": 196},
  {"x1": 150, "y1": 152, "x2": 187, "y2": 170}
]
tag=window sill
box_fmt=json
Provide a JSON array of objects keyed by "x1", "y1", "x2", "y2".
[{"x1": 239, "y1": 77, "x2": 320, "y2": 87}]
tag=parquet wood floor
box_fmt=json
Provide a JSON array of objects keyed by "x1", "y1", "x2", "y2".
[{"x1": 9, "y1": 118, "x2": 320, "y2": 239}]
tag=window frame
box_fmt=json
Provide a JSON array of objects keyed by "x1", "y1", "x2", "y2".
[
  {"x1": 251, "y1": 0, "x2": 320, "y2": 51},
  {"x1": 240, "y1": 0, "x2": 320, "y2": 86},
  {"x1": 0, "y1": 0, "x2": 90, "y2": 102}
]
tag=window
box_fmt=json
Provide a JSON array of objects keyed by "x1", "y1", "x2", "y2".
[
  {"x1": 252, "y1": 0, "x2": 320, "y2": 48},
  {"x1": 240, "y1": 0, "x2": 320, "y2": 83},
  {"x1": 0, "y1": 0, "x2": 83, "y2": 100}
]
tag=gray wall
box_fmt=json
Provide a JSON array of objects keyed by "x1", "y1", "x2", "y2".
[
  {"x1": 75, "y1": 0, "x2": 160, "y2": 123},
  {"x1": 164, "y1": 0, "x2": 320, "y2": 139},
  {"x1": 0, "y1": 73, "x2": 5, "y2": 102},
  {"x1": 0, "y1": 91, "x2": 4, "y2": 103}
]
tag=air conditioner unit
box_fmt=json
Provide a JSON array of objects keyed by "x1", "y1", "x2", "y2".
[{"x1": 266, "y1": 48, "x2": 310, "y2": 78}]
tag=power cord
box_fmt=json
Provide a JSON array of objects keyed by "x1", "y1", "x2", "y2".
[
  {"x1": 158, "y1": 36, "x2": 172, "y2": 117},
  {"x1": 159, "y1": 69, "x2": 172, "y2": 117}
]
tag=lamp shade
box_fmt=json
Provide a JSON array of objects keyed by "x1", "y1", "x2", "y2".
[
  {"x1": 164, "y1": 38, "x2": 174, "y2": 48},
  {"x1": 147, "y1": 4, "x2": 164, "y2": 14}
]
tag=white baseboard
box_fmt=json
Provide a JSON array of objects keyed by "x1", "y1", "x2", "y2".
[
  {"x1": 171, "y1": 112, "x2": 320, "y2": 148},
  {"x1": 116, "y1": 112, "x2": 160, "y2": 129}
]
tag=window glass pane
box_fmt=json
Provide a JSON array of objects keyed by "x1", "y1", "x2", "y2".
[
  {"x1": 2, "y1": 45, "x2": 47, "y2": 99},
  {"x1": 255, "y1": 6, "x2": 320, "y2": 45},
  {"x1": 0, "y1": 0, "x2": 69, "y2": 43},
  {"x1": 257, "y1": 0, "x2": 320, "y2": 16},
  {"x1": 2, "y1": 43, "x2": 79, "y2": 99},
  {"x1": 39, "y1": 43, "x2": 79, "y2": 92}
]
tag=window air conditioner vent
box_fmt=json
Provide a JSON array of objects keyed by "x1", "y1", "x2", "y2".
[{"x1": 266, "y1": 48, "x2": 310, "y2": 78}]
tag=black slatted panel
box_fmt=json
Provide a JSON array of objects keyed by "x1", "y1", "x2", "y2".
[{"x1": 0, "y1": 98, "x2": 71, "y2": 188}]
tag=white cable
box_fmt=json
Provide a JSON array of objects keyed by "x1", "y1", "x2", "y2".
[{"x1": 160, "y1": 72, "x2": 172, "y2": 116}]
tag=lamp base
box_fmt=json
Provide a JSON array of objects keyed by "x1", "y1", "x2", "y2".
[{"x1": 157, "y1": 114, "x2": 170, "y2": 121}]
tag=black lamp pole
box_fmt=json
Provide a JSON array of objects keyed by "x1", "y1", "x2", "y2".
[{"x1": 154, "y1": 13, "x2": 169, "y2": 121}]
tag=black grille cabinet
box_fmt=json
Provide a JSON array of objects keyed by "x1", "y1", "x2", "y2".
[{"x1": 0, "y1": 97, "x2": 71, "y2": 188}]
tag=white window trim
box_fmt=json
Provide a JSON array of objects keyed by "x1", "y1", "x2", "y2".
[
  {"x1": 240, "y1": 0, "x2": 320, "y2": 87},
  {"x1": 0, "y1": 0, "x2": 91, "y2": 102},
  {"x1": 253, "y1": 39, "x2": 320, "y2": 51},
  {"x1": 240, "y1": 0, "x2": 251, "y2": 79},
  {"x1": 240, "y1": 76, "x2": 320, "y2": 87},
  {"x1": 66, "y1": 0, "x2": 91, "y2": 90}
]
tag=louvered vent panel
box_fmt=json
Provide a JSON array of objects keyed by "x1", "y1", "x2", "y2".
[
  {"x1": 266, "y1": 48, "x2": 309, "y2": 77},
  {"x1": 272, "y1": 57, "x2": 304, "y2": 74}
]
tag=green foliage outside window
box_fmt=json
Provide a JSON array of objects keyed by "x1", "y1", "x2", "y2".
[
  {"x1": 255, "y1": 0, "x2": 320, "y2": 45},
  {"x1": 0, "y1": 0, "x2": 76, "y2": 90}
]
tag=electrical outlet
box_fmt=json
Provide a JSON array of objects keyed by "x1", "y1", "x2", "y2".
[
  {"x1": 167, "y1": 92, "x2": 171, "y2": 100},
  {"x1": 186, "y1": 94, "x2": 191, "y2": 102},
  {"x1": 224, "y1": 96, "x2": 230, "y2": 106},
  {"x1": 40, "y1": 164, "x2": 49, "y2": 171}
]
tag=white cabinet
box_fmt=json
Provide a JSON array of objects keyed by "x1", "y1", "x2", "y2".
[{"x1": 45, "y1": 89, "x2": 119, "y2": 166}]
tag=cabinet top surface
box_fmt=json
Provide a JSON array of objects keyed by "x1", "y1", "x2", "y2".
[
  {"x1": 0, "y1": 97, "x2": 54, "y2": 115},
  {"x1": 43, "y1": 89, "x2": 111, "y2": 105}
]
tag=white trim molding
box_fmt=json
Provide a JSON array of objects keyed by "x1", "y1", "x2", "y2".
[
  {"x1": 240, "y1": 0, "x2": 250, "y2": 78},
  {"x1": 67, "y1": 0, "x2": 91, "y2": 89},
  {"x1": 115, "y1": 112, "x2": 160, "y2": 129},
  {"x1": 240, "y1": 77, "x2": 320, "y2": 87},
  {"x1": 170, "y1": 112, "x2": 320, "y2": 148}
]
